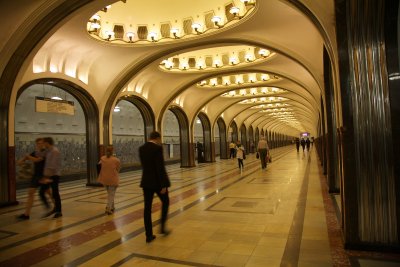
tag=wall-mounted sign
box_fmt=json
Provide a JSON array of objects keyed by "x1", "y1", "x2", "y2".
[{"x1": 35, "y1": 97, "x2": 75, "y2": 115}]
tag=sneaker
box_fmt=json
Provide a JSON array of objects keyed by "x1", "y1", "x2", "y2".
[
  {"x1": 53, "y1": 212, "x2": 62, "y2": 218},
  {"x1": 17, "y1": 214, "x2": 30, "y2": 220}
]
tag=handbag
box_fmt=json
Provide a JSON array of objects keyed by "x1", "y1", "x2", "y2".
[
  {"x1": 268, "y1": 154, "x2": 272, "y2": 163},
  {"x1": 256, "y1": 152, "x2": 259, "y2": 159}
]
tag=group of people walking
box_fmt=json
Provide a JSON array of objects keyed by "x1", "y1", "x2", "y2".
[
  {"x1": 18, "y1": 132, "x2": 171, "y2": 244},
  {"x1": 91, "y1": 131, "x2": 171, "y2": 243},
  {"x1": 17, "y1": 137, "x2": 62, "y2": 220},
  {"x1": 229, "y1": 136, "x2": 271, "y2": 171},
  {"x1": 295, "y1": 137, "x2": 312, "y2": 152},
  {"x1": 18, "y1": 132, "x2": 274, "y2": 243},
  {"x1": 229, "y1": 140, "x2": 246, "y2": 171}
]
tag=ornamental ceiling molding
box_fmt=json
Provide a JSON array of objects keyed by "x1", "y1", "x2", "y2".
[
  {"x1": 87, "y1": 0, "x2": 257, "y2": 45},
  {"x1": 159, "y1": 47, "x2": 274, "y2": 72}
]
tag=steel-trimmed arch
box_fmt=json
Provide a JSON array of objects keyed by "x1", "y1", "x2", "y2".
[
  {"x1": 0, "y1": 0, "x2": 93, "y2": 204},
  {"x1": 229, "y1": 121, "x2": 238, "y2": 142},
  {"x1": 17, "y1": 78, "x2": 100, "y2": 186},
  {"x1": 216, "y1": 117, "x2": 228, "y2": 159},
  {"x1": 248, "y1": 125, "x2": 255, "y2": 152},
  {"x1": 168, "y1": 106, "x2": 194, "y2": 167},
  {"x1": 120, "y1": 95, "x2": 155, "y2": 141},
  {"x1": 196, "y1": 112, "x2": 213, "y2": 162},
  {"x1": 240, "y1": 124, "x2": 248, "y2": 153}
]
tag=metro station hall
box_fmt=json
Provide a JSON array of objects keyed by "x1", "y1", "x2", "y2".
[{"x1": 0, "y1": 0, "x2": 399, "y2": 266}]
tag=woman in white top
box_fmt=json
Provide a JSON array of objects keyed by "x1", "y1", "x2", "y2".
[{"x1": 236, "y1": 141, "x2": 245, "y2": 171}]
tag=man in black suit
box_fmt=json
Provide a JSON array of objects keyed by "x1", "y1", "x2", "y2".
[{"x1": 139, "y1": 131, "x2": 171, "y2": 243}]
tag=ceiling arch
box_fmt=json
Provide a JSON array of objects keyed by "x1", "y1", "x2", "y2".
[{"x1": 3, "y1": 0, "x2": 337, "y2": 146}]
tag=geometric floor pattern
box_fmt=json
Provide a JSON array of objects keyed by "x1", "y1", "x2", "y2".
[{"x1": 0, "y1": 146, "x2": 399, "y2": 267}]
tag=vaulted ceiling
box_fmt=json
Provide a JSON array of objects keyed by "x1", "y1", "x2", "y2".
[{"x1": 1, "y1": 0, "x2": 337, "y2": 138}]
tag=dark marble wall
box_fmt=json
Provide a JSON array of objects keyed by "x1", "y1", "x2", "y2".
[{"x1": 336, "y1": 0, "x2": 399, "y2": 248}]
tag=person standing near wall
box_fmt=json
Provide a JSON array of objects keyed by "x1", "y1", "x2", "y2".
[
  {"x1": 257, "y1": 136, "x2": 269, "y2": 170},
  {"x1": 41, "y1": 137, "x2": 62, "y2": 219},
  {"x1": 97, "y1": 146, "x2": 120, "y2": 215},
  {"x1": 229, "y1": 141, "x2": 236, "y2": 159},
  {"x1": 139, "y1": 131, "x2": 171, "y2": 243},
  {"x1": 295, "y1": 138, "x2": 300, "y2": 152}
]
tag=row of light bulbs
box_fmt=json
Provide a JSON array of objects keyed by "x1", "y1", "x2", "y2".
[
  {"x1": 202, "y1": 73, "x2": 275, "y2": 87},
  {"x1": 221, "y1": 87, "x2": 284, "y2": 97},
  {"x1": 252, "y1": 103, "x2": 290, "y2": 109},
  {"x1": 163, "y1": 50, "x2": 271, "y2": 71},
  {"x1": 88, "y1": 1, "x2": 256, "y2": 43},
  {"x1": 239, "y1": 96, "x2": 286, "y2": 104},
  {"x1": 260, "y1": 107, "x2": 293, "y2": 112}
]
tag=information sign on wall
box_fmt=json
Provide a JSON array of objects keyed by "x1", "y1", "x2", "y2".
[{"x1": 35, "y1": 97, "x2": 75, "y2": 115}]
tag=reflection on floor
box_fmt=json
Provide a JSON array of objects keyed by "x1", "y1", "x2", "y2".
[{"x1": 0, "y1": 147, "x2": 399, "y2": 267}]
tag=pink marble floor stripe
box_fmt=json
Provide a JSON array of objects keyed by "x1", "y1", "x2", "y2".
[
  {"x1": 0, "y1": 163, "x2": 258, "y2": 266},
  {"x1": 317, "y1": 162, "x2": 352, "y2": 267}
]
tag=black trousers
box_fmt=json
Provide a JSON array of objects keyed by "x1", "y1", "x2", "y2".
[
  {"x1": 229, "y1": 148, "x2": 236, "y2": 158},
  {"x1": 143, "y1": 188, "x2": 169, "y2": 238},
  {"x1": 42, "y1": 175, "x2": 62, "y2": 213},
  {"x1": 238, "y1": 158, "x2": 244, "y2": 169},
  {"x1": 38, "y1": 183, "x2": 50, "y2": 209}
]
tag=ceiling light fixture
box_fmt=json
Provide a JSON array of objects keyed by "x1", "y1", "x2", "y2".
[
  {"x1": 181, "y1": 63, "x2": 189, "y2": 70},
  {"x1": 191, "y1": 23, "x2": 202, "y2": 34},
  {"x1": 259, "y1": 49, "x2": 271, "y2": 57},
  {"x1": 89, "y1": 22, "x2": 101, "y2": 33},
  {"x1": 214, "y1": 59, "x2": 221, "y2": 68},
  {"x1": 211, "y1": 16, "x2": 222, "y2": 28},
  {"x1": 262, "y1": 74, "x2": 269, "y2": 81},
  {"x1": 126, "y1": 32, "x2": 134, "y2": 42},
  {"x1": 171, "y1": 28, "x2": 180, "y2": 39},
  {"x1": 90, "y1": 14, "x2": 100, "y2": 22},
  {"x1": 102, "y1": 5, "x2": 111, "y2": 12},
  {"x1": 148, "y1": 32, "x2": 158, "y2": 42},
  {"x1": 244, "y1": 54, "x2": 254, "y2": 62},
  {"x1": 229, "y1": 6, "x2": 241, "y2": 18},
  {"x1": 105, "y1": 30, "x2": 114, "y2": 41}
]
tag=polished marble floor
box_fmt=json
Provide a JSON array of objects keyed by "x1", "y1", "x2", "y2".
[{"x1": 0, "y1": 147, "x2": 399, "y2": 267}]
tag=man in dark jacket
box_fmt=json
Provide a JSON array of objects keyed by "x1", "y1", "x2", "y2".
[{"x1": 139, "y1": 131, "x2": 171, "y2": 243}]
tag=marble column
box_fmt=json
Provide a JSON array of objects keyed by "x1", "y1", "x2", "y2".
[{"x1": 336, "y1": 0, "x2": 399, "y2": 249}]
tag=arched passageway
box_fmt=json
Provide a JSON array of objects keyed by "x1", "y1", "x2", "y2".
[
  {"x1": 217, "y1": 117, "x2": 228, "y2": 159},
  {"x1": 166, "y1": 106, "x2": 194, "y2": 167},
  {"x1": 229, "y1": 121, "x2": 238, "y2": 143},
  {"x1": 196, "y1": 112, "x2": 213, "y2": 162},
  {"x1": 240, "y1": 124, "x2": 247, "y2": 154},
  {"x1": 16, "y1": 79, "x2": 99, "y2": 186}
]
